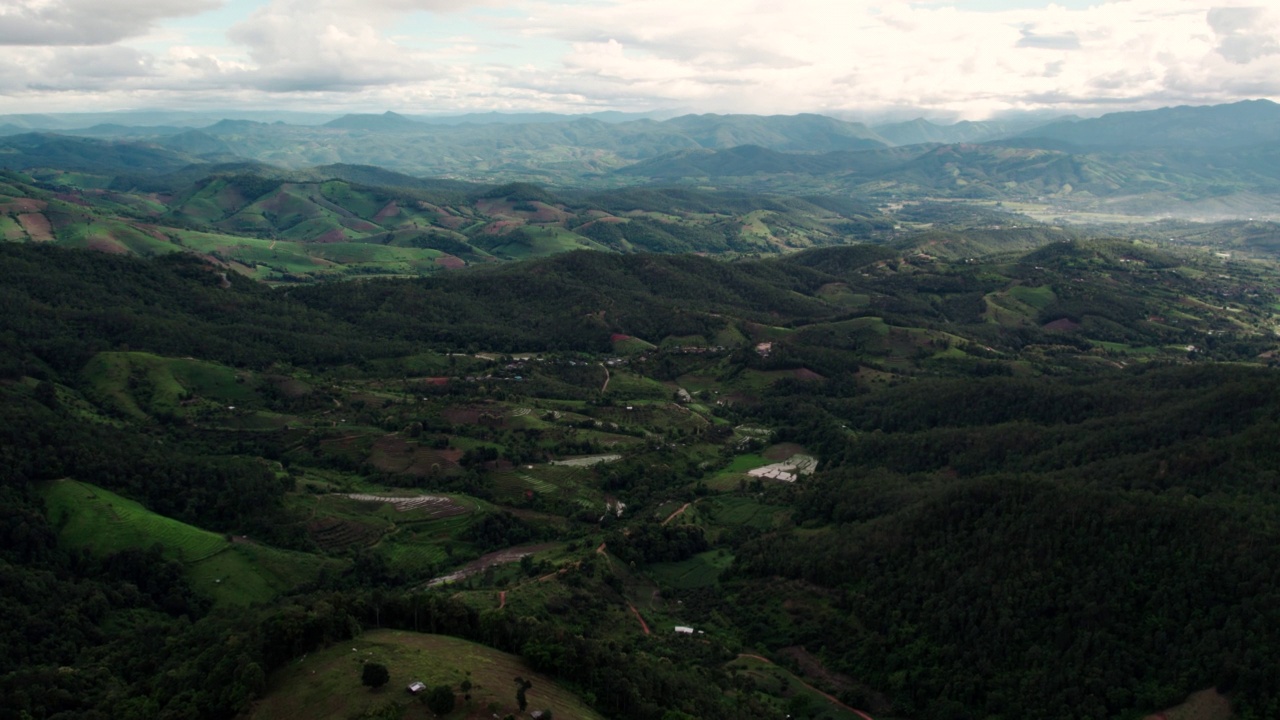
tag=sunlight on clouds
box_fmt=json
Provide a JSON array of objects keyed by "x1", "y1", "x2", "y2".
[{"x1": 0, "y1": 0, "x2": 1277, "y2": 115}]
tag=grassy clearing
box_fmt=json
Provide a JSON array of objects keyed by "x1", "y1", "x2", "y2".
[
  {"x1": 706, "y1": 495, "x2": 789, "y2": 529},
  {"x1": 41, "y1": 479, "x2": 337, "y2": 606},
  {"x1": 41, "y1": 479, "x2": 229, "y2": 561},
  {"x1": 1007, "y1": 284, "x2": 1056, "y2": 310},
  {"x1": 250, "y1": 629, "x2": 605, "y2": 720},
  {"x1": 727, "y1": 655, "x2": 869, "y2": 720},
  {"x1": 648, "y1": 549, "x2": 735, "y2": 590},
  {"x1": 718, "y1": 453, "x2": 769, "y2": 474},
  {"x1": 81, "y1": 351, "x2": 258, "y2": 420}
]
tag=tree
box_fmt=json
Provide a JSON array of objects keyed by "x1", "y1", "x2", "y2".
[
  {"x1": 362, "y1": 662, "x2": 390, "y2": 689},
  {"x1": 425, "y1": 684, "x2": 455, "y2": 715}
]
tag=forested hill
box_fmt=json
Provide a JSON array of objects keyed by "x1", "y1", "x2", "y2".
[{"x1": 7, "y1": 238, "x2": 1280, "y2": 720}]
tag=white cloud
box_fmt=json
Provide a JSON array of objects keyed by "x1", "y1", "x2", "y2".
[
  {"x1": 0, "y1": 0, "x2": 221, "y2": 46},
  {"x1": 511, "y1": 0, "x2": 1280, "y2": 118},
  {"x1": 0, "y1": 0, "x2": 1277, "y2": 117}
]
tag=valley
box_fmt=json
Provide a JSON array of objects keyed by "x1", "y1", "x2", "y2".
[{"x1": 6, "y1": 99, "x2": 1280, "y2": 720}]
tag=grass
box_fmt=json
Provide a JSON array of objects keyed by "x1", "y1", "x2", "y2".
[
  {"x1": 81, "y1": 351, "x2": 258, "y2": 420},
  {"x1": 42, "y1": 479, "x2": 229, "y2": 561},
  {"x1": 1007, "y1": 284, "x2": 1056, "y2": 310},
  {"x1": 727, "y1": 655, "x2": 870, "y2": 720},
  {"x1": 40, "y1": 479, "x2": 338, "y2": 606},
  {"x1": 648, "y1": 549, "x2": 735, "y2": 590},
  {"x1": 706, "y1": 495, "x2": 789, "y2": 529},
  {"x1": 718, "y1": 453, "x2": 769, "y2": 474},
  {"x1": 249, "y1": 629, "x2": 606, "y2": 720}
]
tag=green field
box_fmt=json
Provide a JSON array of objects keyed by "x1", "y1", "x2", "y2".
[
  {"x1": 42, "y1": 479, "x2": 229, "y2": 561},
  {"x1": 649, "y1": 549, "x2": 735, "y2": 590},
  {"x1": 250, "y1": 629, "x2": 605, "y2": 720},
  {"x1": 728, "y1": 654, "x2": 873, "y2": 720},
  {"x1": 40, "y1": 479, "x2": 337, "y2": 606},
  {"x1": 81, "y1": 351, "x2": 259, "y2": 420}
]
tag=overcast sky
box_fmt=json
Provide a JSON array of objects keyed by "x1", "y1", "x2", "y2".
[{"x1": 0, "y1": 0, "x2": 1277, "y2": 120}]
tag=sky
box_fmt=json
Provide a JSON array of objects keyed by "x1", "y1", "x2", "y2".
[{"x1": 0, "y1": 0, "x2": 1277, "y2": 120}]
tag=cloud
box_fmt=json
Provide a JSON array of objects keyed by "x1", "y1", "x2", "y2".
[
  {"x1": 0, "y1": 0, "x2": 220, "y2": 46},
  {"x1": 223, "y1": 0, "x2": 444, "y2": 92},
  {"x1": 1208, "y1": 6, "x2": 1280, "y2": 64},
  {"x1": 1017, "y1": 29, "x2": 1081, "y2": 50},
  {"x1": 0, "y1": 0, "x2": 1278, "y2": 118},
  {"x1": 509, "y1": 0, "x2": 1280, "y2": 118}
]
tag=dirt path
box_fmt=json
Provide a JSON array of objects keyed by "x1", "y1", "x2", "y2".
[
  {"x1": 498, "y1": 590, "x2": 506, "y2": 609},
  {"x1": 661, "y1": 502, "x2": 692, "y2": 526},
  {"x1": 628, "y1": 603, "x2": 651, "y2": 635},
  {"x1": 736, "y1": 654, "x2": 875, "y2": 720},
  {"x1": 600, "y1": 364, "x2": 611, "y2": 393}
]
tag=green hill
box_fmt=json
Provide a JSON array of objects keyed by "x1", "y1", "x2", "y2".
[
  {"x1": 251, "y1": 629, "x2": 605, "y2": 720},
  {"x1": 39, "y1": 479, "x2": 335, "y2": 606}
]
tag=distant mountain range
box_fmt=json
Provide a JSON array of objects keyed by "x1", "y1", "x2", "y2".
[{"x1": 2, "y1": 99, "x2": 1279, "y2": 216}]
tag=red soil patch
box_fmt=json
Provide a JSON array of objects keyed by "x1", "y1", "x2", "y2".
[
  {"x1": 369, "y1": 435, "x2": 457, "y2": 475},
  {"x1": 0, "y1": 198, "x2": 46, "y2": 212},
  {"x1": 661, "y1": 502, "x2": 691, "y2": 526},
  {"x1": 86, "y1": 236, "x2": 129, "y2": 254},
  {"x1": 521, "y1": 203, "x2": 570, "y2": 223},
  {"x1": 416, "y1": 377, "x2": 450, "y2": 386},
  {"x1": 54, "y1": 193, "x2": 91, "y2": 206},
  {"x1": 372, "y1": 201, "x2": 400, "y2": 222},
  {"x1": 764, "y1": 442, "x2": 806, "y2": 461},
  {"x1": 480, "y1": 220, "x2": 523, "y2": 235},
  {"x1": 1042, "y1": 317, "x2": 1081, "y2": 331},
  {"x1": 610, "y1": 333, "x2": 632, "y2": 342},
  {"x1": 307, "y1": 517, "x2": 382, "y2": 551},
  {"x1": 434, "y1": 255, "x2": 465, "y2": 269},
  {"x1": 628, "y1": 603, "x2": 651, "y2": 635},
  {"x1": 434, "y1": 213, "x2": 465, "y2": 230},
  {"x1": 313, "y1": 228, "x2": 348, "y2": 243},
  {"x1": 17, "y1": 213, "x2": 53, "y2": 241},
  {"x1": 793, "y1": 367, "x2": 825, "y2": 381}
]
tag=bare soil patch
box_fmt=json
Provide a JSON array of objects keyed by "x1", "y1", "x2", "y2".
[
  {"x1": 427, "y1": 542, "x2": 558, "y2": 587},
  {"x1": 17, "y1": 213, "x2": 53, "y2": 241},
  {"x1": 369, "y1": 435, "x2": 457, "y2": 475},
  {"x1": 307, "y1": 517, "x2": 382, "y2": 551},
  {"x1": 0, "y1": 198, "x2": 46, "y2": 213},
  {"x1": 1142, "y1": 689, "x2": 1231, "y2": 720},
  {"x1": 434, "y1": 255, "x2": 465, "y2": 269},
  {"x1": 314, "y1": 228, "x2": 347, "y2": 243},
  {"x1": 86, "y1": 236, "x2": 129, "y2": 254},
  {"x1": 764, "y1": 442, "x2": 806, "y2": 461},
  {"x1": 793, "y1": 367, "x2": 825, "y2": 381},
  {"x1": 338, "y1": 493, "x2": 467, "y2": 517},
  {"x1": 372, "y1": 201, "x2": 399, "y2": 222},
  {"x1": 1043, "y1": 317, "x2": 1081, "y2": 331}
]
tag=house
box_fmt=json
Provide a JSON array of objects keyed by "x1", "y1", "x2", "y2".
[
  {"x1": 674, "y1": 626, "x2": 695, "y2": 634},
  {"x1": 406, "y1": 680, "x2": 426, "y2": 694}
]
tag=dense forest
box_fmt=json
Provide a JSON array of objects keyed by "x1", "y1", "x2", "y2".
[{"x1": 5, "y1": 232, "x2": 1280, "y2": 720}]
